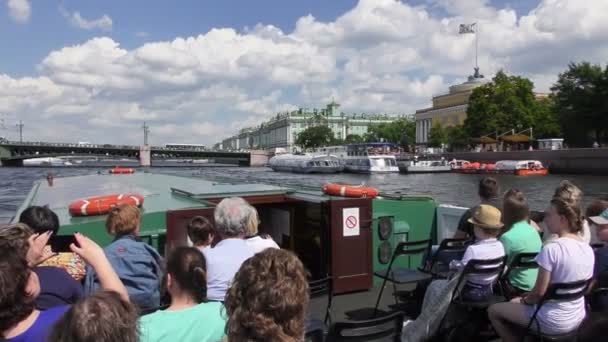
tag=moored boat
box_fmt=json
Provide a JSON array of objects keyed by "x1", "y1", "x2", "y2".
[
  {"x1": 496, "y1": 160, "x2": 549, "y2": 176},
  {"x1": 399, "y1": 159, "x2": 452, "y2": 173},
  {"x1": 268, "y1": 153, "x2": 343, "y2": 173},
  {"x1": 317, "y1": 143, "x2": 400, "y2": 173}
]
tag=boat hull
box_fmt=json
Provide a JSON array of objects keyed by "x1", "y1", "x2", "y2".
[
  {"x1": 270, "y1": 165, "x2": 343, "y2": 174},
  {"x1": 401, "y1": 166, "x2": 452, "y2": 174}
]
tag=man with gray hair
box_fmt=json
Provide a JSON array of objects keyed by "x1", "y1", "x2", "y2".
[{"x1": 203, "y1": 197, "x2": 254, "y2": 301}]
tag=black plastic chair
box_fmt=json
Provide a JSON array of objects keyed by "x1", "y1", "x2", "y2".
[
  {"x1": 437, "y1": 256, "x2": 507, "y2": 339},
  {"x1": 326, "y1": 311, "x2": 405, "y2": 342},
  {"x1": 421, "y1": 238, "x2": 471, "y2": 278},
  {"x1": 373, "y1": 239, "x2": 432, "y2": 316},
  {"x1": 588, "y1": 272, "x2": 608, "y2": 313},
  {"x1": 524, "y1": 279, "x2": 591, "y2": 341},
  {"x1": 499, "y1": 252, "x2": 538, "y2": 300},
  {"x1": 306, "y1": 276, "x2": 333, "y2": 338}
]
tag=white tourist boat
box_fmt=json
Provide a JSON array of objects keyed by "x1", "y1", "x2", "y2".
[
  {"x1": 23, "y1": 157, "x2": 72, "y2": 166},
  {"x1": 399, "y1": 159, "x2": 452, "y2": 173},
  {"x1": 317, "y1": 143, "x2": 399, "y2": 173},
  {"x1": 268, "y1": 153, "x2": 343, "y2": 174}
]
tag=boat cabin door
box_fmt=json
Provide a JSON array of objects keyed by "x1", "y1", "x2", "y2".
[{"x1": 326, "y1": 198, "x2": 373, "y2": 293}]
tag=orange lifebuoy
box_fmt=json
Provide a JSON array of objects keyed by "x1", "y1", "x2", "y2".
[
  {"x1": 68, "y1": 194, "x2": 144, "y2": 217},
  {"x1": 322, "y1": 183, "x2": 379, "y2": 199},
  {"x1": 109, "y1": 167, "x2": 135, "y2": 174}
]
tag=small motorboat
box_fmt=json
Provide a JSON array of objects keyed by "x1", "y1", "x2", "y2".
[{"x1": 109, "y1": 167, "x2": 135, "y2": 174}]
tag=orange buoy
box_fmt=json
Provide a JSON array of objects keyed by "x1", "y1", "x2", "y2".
[
  {"x1": 109, "y1": 167, "x2": 135, "y2": 174},
  {"x1": 322, "y1": 183, "x2": 379, "y2": 199},
  {"x1": 68, "y1": 194, "x2": 144, "y2": 217}
]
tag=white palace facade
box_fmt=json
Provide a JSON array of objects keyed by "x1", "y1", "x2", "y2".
[{"x1": 215, "y1": 101, "x2": 400, "y2": 151}]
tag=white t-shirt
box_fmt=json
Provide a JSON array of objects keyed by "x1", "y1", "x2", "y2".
[
  {"x1": 460, "y1": 238, "x2": 505, "y2": 285},
  {"x1": 532, "y1": 237, "x2": 594, "y2": 334},
  {"x1": 246, "y1": 236, "x2": 280, "y2": 254}
]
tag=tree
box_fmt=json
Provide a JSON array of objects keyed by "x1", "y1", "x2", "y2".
[
  {"x1": 295, "y1": 125, "x2": 336, "y2": 150},
  {"x1": 428, "y1": 122, "x2": 448, "y2": 148},
  {"x1": 362, "y1": 117, "x2": 415, "y2": 149},
  {"x1": 551, "y1": 62, "x2": 608, "y2": 146},
  {"x1": 464, "y1": 70, "x2": 559, "y2": 141},
  {"x1": 344, "y1": 134, "x2": 364, "y2": 144},
  {"x1": 446, "y1": 124, "x2": 469, "y2": 150}
]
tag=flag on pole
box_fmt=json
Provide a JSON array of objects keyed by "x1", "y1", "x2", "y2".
[{"x1": 459, "y1": 23, "x2": 476, "y2": 34}]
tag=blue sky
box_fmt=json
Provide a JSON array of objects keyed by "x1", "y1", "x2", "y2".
[{"x1": 1, "y1": 0, "x2": 606, "y2": 145}]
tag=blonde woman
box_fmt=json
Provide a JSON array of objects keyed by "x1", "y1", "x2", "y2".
[{"x1": 244, "y1": 205, "x2": 279, "y2": 254}]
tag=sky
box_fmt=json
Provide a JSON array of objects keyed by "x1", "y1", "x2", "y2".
[{"x1": 1, "y1": 0, "x2": 607, "y2": 146}]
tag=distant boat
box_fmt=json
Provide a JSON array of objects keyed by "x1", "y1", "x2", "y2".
[
  {"x1": 23, "y1": 157, "x2": 69, "y2": 167},
  {"x1": 399, "y1": 159, "x2": 451, "y2": 173},
  {"x1": 268, "y1": 154, "x2": 343, "y2": 174},
  {"x1": 316, "y1": 143, "x2": 400, "y2": 173}
]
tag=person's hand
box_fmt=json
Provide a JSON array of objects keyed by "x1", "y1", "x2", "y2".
[
  {"x1": 27, "y1": 232, "x2": 56, "y2": 266},
  {"x1": 70, "y1": 233, "x2": 106, "y2": 268}
]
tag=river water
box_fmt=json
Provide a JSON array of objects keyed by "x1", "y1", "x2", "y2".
[{"x1": 1, "y1": 165, "x2": 608, "y2": 223}]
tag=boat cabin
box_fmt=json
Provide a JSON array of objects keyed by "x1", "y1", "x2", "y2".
[
  {"x1": 13, "y1": 173, "x2": 436, "y2": 294},
  {"x1": 496, "y1": 160, "x2": 544, "y2": 170}
]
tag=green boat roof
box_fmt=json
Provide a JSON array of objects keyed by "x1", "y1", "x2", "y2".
[{"x1": 14, "y1": 172, "x2": 294, "y2": 228}]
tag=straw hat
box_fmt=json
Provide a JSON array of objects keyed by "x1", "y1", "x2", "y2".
[{"x1": 468, "y1": 204, "x2": 503, "y2": 229}]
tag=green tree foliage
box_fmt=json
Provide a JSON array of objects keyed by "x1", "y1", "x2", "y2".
[
  {"x1": 464, "y1": 70, "x2": 560, "y2": 141},
  {"x1": 344, "y1": 134, "x2": 364, "y2": 144},
  {"x1": 446, "y1": 124, "x2": 469, "y2": 149},
  {"x1": 363, "y1": 117, "x2": 415, "y2": 149},
  {"x1": 428, "y1": 122, "x2": 448, "y2": 147},
  {"x1": 295, "y1": 125, "x2": 337, "y2": 150},
  {"x1": 551, "y1": 62, "x2": 608, "y2": 146}
]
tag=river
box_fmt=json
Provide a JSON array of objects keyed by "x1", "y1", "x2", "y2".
[{"x1": 1, "y1": 166, "x2": 608, "y2": 223}]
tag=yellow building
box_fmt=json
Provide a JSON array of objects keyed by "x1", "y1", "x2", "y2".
[{"x1": 415, "y1": 68, "x2": 487, "y2": 145}]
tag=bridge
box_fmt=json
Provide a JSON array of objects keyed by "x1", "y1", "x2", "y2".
[{"x1": 0, "y1": 140, "x2": 263, "y2": 167}]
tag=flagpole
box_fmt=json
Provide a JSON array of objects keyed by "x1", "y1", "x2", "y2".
[{"x1": 475, "y1": 23, "x2": 479, "y2": 69}]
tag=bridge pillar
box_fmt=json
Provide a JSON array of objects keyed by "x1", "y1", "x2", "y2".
[
  {"x1": 140, "y1": 145, "x2": 151, "y2": 167},
  {"x1": 249, "y1": 150, "x2": 270, "y2": 167},
  {"x1": 1, "y1": 159, "x2": 24, "y2": 167}
]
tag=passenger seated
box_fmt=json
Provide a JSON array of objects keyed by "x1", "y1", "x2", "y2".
[
  {"x1": 543, "y1": 180, "x2": 591, "y2": 243},
  {"x1": 244, "y1": 204, "x2": 280, "y2": 254},
  {"x1": 454, "y1": 177, "x2": 501, "y2": 240},
  {"x1": 0, "y1": 224, "x2": 83, "y2": 310},
  {"x1": 588, "y1": 203, "x2": 608, "y2": 311},
  {"x1": 19, "y1": 206, "x2": 86, "y2": 281},
  {"x1": 499, "y1": 189, "x2": 542, "y2": 298},
  {"x1": 451, "y1": 204, "x2": 505, "y2": 301},
  {"x1": 203, "y1": 197, "x2": 254, "y2": 301},
  {"x1": 0, "y1": 227, "x2": 129, "y2": 342},
  {"x1": 140, "y1": 247, "x2": 226, "y2": 342},
  {"x1": 489, "y1": 198, "x2": 594, "y2": 341},
  {"x1": 187, "y1": 216, "x2": 214, "y2": 252},
  {"x1": 49, "y1": 291, "x2": 139, "y2": 342},
  {"x1": 225, "y1": 248, "x2": 308, "y2": 341},
  {"x1": 84, "y1": 204, "x2": 163, "y2": 312}
]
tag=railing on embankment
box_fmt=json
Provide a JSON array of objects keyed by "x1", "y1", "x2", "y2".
[{"x1": 443, "y1": 148, "x2": 608, "y2": 174}]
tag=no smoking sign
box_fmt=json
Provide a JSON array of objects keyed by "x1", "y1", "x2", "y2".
[{"x1": 342, "y1": 207, "x2": 360, "y2": 236}]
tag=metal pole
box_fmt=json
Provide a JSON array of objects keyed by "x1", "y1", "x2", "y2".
[
  {"x1": 16, "y1": 120, "x2": 24, "y2": 143},
  {"x1": 475, "y1": 24, "x2": 479, "y2": 69}
]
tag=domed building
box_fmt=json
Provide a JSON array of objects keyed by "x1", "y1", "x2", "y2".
[{"x1": 415, "y1": 67, "x2": 488, "y2": 146}]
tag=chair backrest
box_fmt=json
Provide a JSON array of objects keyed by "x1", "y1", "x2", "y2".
[
  {"x1": 389, "y1": 238, "x2": 431, "y2": 264},
  {"x1": 422, "y1": 238, "x2": 470, "y2": 273},
  {"x1": 326, "y1": 311, "x2": 405, "y2": 341},
  {"x1": 438, "y1": 238, "x2": 472, "y2": 251},
  {"x1": 527, "y1": 279, "x2": 591, "y2": 333},
  {"x1": 309, "y1": 276, "x2": 333, "y2": 324},
  {"x1": 453, "y1": 256, "x2": 507, "y2": 294},
  {"x1": 502, "y1": 252, "x2": 538, "y2": 281}
]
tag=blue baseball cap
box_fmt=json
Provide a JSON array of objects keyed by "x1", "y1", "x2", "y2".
[{"x1": 589, "y1": 209, "x2": 608, "y2": 225}]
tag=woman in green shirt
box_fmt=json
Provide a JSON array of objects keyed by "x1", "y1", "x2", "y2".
[
  {"x1": 140, "y1": 247, "x2": 226, "y2": 342},
  {"x1": 499, "y1": 189, "x2": 542, "y2": 299}
]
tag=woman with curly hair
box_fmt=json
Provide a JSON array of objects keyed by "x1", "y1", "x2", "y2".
[
  {"x1": 225, "y1": 248, "x2": 309, "y2": 342},
  {"x1": 48, "y1": 291, "x2": 139, "y2": 342}
]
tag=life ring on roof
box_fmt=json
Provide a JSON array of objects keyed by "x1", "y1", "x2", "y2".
[
  {"x1": 322, "y1": 183, "x2": 379, "y2": 199},
  {"x1": 109, "y1": 167, "x2": 135, "y2": 174},
  {"x1": 68, "y1": 194, "x2": 144, "y2": 217}
]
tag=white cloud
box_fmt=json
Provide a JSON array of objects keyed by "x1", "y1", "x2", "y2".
[
  {"x1": 7, "y1": 0, "x2": 30, "y2": 23},
  {"x1": 2, "y1": 0, "x2": 608, "y2": 145},
  {"x1": 69, "y1": 11, "x2": 113, "y2": 31}
]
